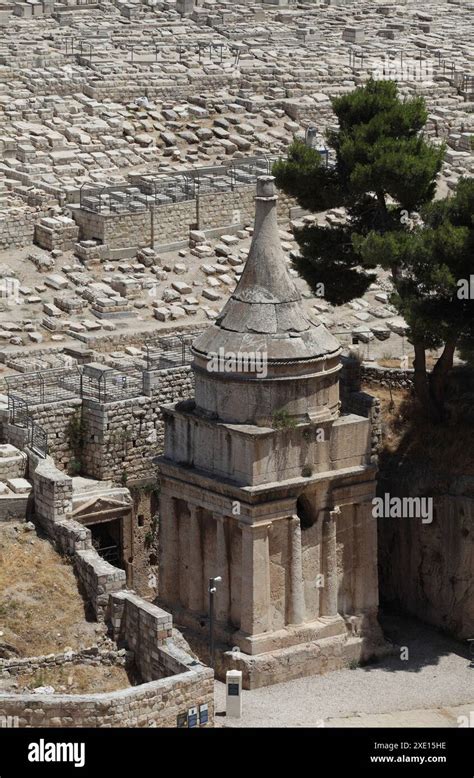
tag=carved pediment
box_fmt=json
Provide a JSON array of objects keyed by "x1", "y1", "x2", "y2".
[{"x1": 72, "y1": 496, "x2": 131, "y2": 519}]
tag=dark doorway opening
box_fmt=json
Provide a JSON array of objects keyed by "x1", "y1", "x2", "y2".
[{"x1": 88, "y1": 518, "x2": 123, "y2": 568}]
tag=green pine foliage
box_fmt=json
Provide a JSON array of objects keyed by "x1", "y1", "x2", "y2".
[{"x1": 274, "y1": 79, "x2": 473, "y2": 420}]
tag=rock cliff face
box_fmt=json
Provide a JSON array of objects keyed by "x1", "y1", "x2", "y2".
[{"x1": 378, "y1": 474, "x2": 474, "y2": 641}]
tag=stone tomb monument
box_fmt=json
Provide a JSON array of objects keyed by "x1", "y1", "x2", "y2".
[{"x1": 157, "y1": 176, "x2": 384, "y2": 687}]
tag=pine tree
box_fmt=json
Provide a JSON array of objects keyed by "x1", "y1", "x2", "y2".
[{"x1": 273, "y1": 79, "x2": 473, "y2": 421}]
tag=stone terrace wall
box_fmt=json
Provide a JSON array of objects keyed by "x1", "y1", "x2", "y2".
[
  {"x1": 0, "y1": 667, "x2": 214, "y2": 728},
  {"x1": 75, "y1": 548, "x2": 126, "y2": 619},
  {"x1": 341, "y1": 358, "x2": 415, "y2": 392},
  {"x1": 152, "y1": 199, "x2": 196, "y2": 247},
  {"x1": 0, "y1": 646, "x2": 130, "y2": 677},
  {"x1": 29, "y1": 452, "x2": 126, "y2": 618},
  {"x1": 17, "y1": 450, "x2": 214, "y2": 728},
  {"x1": 26, "y1": 398, "x2": 82, "y2": 473},
  {"x1": 68, "y1": 322, "x2": 203, "y2": 354},
  {"x1": 361, "y1": 365, "x2": 414, "y2": 389},
  {"x1": 110, "y1": 591, "x2": 173, "y2": 682},
  {"x1": 340, "y1": 358, "x2": 382, "y2": 462},
  {"x1": 81, "y1": 366, "x2": 193, "y2": 482},
  {"x1": 0, "y1": 208, "x2": 40, "y2": 250},
  {"x1": 2, "y1": 364, "x2": 194, "y2": 480},
  {"x1": 72, "y1": 184, "x2": 298, "y2": 253}
]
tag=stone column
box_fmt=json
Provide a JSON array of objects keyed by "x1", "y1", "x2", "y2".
[
  {"x1": 288, "y1": 515, "x2": 305, "y2": 625},
  {"x1": 215, "y1": 514, "x2": 230, "y2": 623},
  {"x1": 353, "y1": 503, "x2": 365, "y2": 612},
  {"x1": 188, "y1": 504, "x2": 203, "y2": 612},
  {"x1": 321, "y1": 507, "x2": 339, "y2": 617},
  {"x1": 159, "y1": 493, "x2": 179, "y2": 605},
  {"x1": 356, "y1": 501, "x2": 379, "y2": 612},
  {"x1": 240, "y1": 522, "x2": 271, "y2": 635}
]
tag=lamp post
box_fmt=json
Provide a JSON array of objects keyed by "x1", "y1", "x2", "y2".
[{"x1": 209, "y1": 576, "x2": 222, "y2": 668}]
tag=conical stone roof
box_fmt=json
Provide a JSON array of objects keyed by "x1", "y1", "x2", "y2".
[{"x1": 192, "y1": 175, "x2": 341, "y2": 364}]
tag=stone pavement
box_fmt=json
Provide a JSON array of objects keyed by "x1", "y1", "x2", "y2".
[
  {"x1": 214, "y1": 614, "x2": 474, "y2": 728},
  {"x1": 326, "y1": 704, "x2": 474, "y2": 728}
]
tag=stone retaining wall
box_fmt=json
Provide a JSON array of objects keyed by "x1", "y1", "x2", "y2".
[
  {"x1": 2, "y1": 366, "x2": 194, "y2": 481},
  {"x1": 12, "y1": 450, "x2": 215, "y2": 728},
  {"x1": 0, "y1": 208, "x2": 41, "y2": 250},
  {"x1": 72, "y1": 184, "x2": 297, "y2": 253},
  {"x1": 75, "y1": 549, "x2": 126, "y2": 620},
  {"x1": 29, "y1": 453, "x2": 127, "y2": 618},
  {"x1": 340, "y1": 358, "x2": 382, "y2": 461},
  {"x1": 110, "y1": 591, "x2": 173, "y2": 682},
  {"x1": 0, "y1": 646, "x2": 130, "y2": 677},
  {"x1": 25, "y1": 399, "x2": 82, "y2": 473},
  {"x1": 361, "y1": 365, "x2": 414, "y2": 389},
  {"x1": 0, "y1": 667, "x2": 213, "y2": 727},
  {"x1": 0, "y1": 493, "x2": 30, "y2": 522},
  {"x1": 81, "y1": 366, "x2": 193, "y2": 482}
]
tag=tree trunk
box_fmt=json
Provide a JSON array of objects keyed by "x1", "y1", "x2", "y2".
[
  {"x1": 413, "y1": 341, "x2": 432, "y2": 413},
  {"x1": 411, "y1": 340, "x2": 458, "y2": 423},
  {"x1": 429, "y1": 338, "x2": 457, "y2": 420}
]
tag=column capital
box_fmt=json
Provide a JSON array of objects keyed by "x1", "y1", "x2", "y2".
[
  {"x1": 321, "y1": 505, "x2": 341, "y2": 521},
  {"x1": 238, "y1": 521, "x2": 272, "y2": 535}
]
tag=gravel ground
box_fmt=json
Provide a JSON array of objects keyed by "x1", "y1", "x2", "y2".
[{"x1": 214, "y1": 614, "x2": 474, "y2": 728}]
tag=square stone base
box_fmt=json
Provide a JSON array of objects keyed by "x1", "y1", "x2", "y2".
[
  {"x1": 218, "y1": 633, "x2": 363, "y2": 689},
  {"x1": 232, "y1": 615, "x2": 347, "y2": 655},
  {"x1": 164, "y1": 603, "x2": 389, "y2": 689}
]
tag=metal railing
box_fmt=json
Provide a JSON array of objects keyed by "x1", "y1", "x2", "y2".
[
  {"x1": 92, "y1": 539, "x2": 121, "y2": 567},
  {"x1": 30, "y1": 421, "x2": 48, "y2": 459},
  {"x1": 80, "y1": 365, "x2": 145, "y2": 404},
  {"x1": 4, "y1": 333, "x2": 203, "y2": 409},
  {"x1": 79, "y1": 156, "x2": 277, "y2": 214},
  {"x1": 145, "y1": 333, "x2": 201, "y2": 371},
  {"x1": 5, "y1": 367, "x2": 81, "y2": 406},
  {"x1": 8, "y1": 395, "x2": 48, "y2": 458},
  {"x1": 8, "y1": 394, "x2": 29, "y2": 428}
]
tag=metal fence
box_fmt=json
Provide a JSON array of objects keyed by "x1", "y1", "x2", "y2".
[
  {"x1": 79, "y1": 156, "x2": 277, "y2": 214},
  {"x1": 30, "y1": 421, "x2": 48, "y2": 459},
  {"x1": 4, "y1": 333, "x2": 201, "y2": 410},
  {"x1": 80, "y1": 365, "x2": 145, "y2": 404},
  {"x1": 8, "y1": 394, "x2": 29, "y2": 427},
  {"x1": 92, "y1": 538, "x2": 121, "y2": 567},
  {"x1": 7, "y1": 395, "x2": 48, "y2": 458},
  {"x1": 145, "y1": 333, "x2": 201, "y2": 371},
  {"x1": 5, "y1": 368, "x2": 81, "y2": 406}
]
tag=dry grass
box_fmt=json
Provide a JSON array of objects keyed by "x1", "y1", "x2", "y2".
[
  {"x1": 376, "y1": 352, "x2": 439, "y2": 370},
  {"x1": 377, "y1": 358, "x2": 405, "y2": 368},
  {"x1": 0, "y1": 524, "x2": 103, "y2": 657},
  {"x1": 15, "y1": 664, "x2": 131, "y2": 694},
  {"x1": 364, "y1": 383, "x2": 474, "y2": 477}
]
